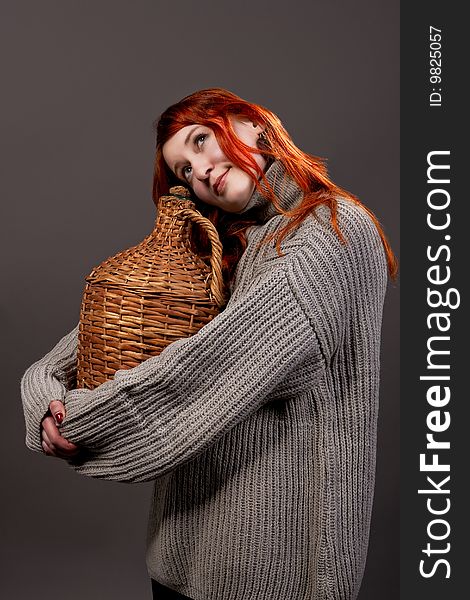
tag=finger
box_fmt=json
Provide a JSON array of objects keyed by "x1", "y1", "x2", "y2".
[
  {"x1": 42, "y1": 438, "x2": 79, "y2": 460},
  {"x1": 42, "y1": 416, "x2": 80, "y2": 456},
  {"x1": 42, "y1": 421, "x2": 80, "y2": 460},
  {"x1": 41, "y1": 419, "x2": 61, "y2": 456},
  {"x1": 41, "y1": 439, "x2": 57, "y2": 457},
  {"x1": 46, "y1": 440, "x2": 79, "y2": 460},
  {"x1": 49, "y1": 400, "x2": 66, "y2": 426},
  {"x1": 42, "y1": 427, "x2": 53, "y2": 448}
]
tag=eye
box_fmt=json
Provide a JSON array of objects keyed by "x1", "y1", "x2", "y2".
[
  {"x1": 181, "y1": 133, "x2": 207, "y2": 180},
  {"x1": 195, "y1": 133, "x2": 207, "y2": 147},
  {"x1": 182, "y1": 165, "x2": 192, "y2": 180}
]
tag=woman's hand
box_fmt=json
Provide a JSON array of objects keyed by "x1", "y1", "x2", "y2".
[{"x1": 41, "y1": 400, "x2": 80, "y2": 459}]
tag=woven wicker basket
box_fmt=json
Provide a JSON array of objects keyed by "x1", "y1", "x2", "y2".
[{"x1": 76, "y1": 186, "x2": 226, "y2": 390}]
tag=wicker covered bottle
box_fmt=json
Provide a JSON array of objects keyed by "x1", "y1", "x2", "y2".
[{"x1": 76, "y1": 186, "x2": 226, "y2": 390}]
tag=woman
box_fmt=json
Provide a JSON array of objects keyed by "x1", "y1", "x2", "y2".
[{"x1": 21, "y1": 88, "x2": 397, "y2": 600}]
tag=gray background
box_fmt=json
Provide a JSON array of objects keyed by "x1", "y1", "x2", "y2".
[{"x1": 0, "y1": 1, "x2": 399, "y2": 598}]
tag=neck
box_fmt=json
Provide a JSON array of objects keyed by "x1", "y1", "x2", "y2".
[{"x1": 236, "y1": 160, "x2": 304, "y2": 222}]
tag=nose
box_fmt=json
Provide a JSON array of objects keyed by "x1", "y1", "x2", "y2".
[{"x1": 192, "y1": 156, "x2": 213, "y2": 181}]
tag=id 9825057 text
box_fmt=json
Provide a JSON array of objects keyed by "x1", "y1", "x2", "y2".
[{"x1": 429, "y1": 26, "x2": 442, "y2": 108}]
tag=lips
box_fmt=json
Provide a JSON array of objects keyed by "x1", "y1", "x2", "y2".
[{"x1": 213, "y1": 169, "x2": 229, "y2": 195}]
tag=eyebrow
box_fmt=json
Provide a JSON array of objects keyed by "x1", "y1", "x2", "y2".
[{"x1": 172, "y1": 125, "x2": 200, "y2": 174}]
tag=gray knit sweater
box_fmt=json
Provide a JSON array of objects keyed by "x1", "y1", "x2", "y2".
[{"x1": 21, "y1": 160, "x2": 388, "y2": 600}]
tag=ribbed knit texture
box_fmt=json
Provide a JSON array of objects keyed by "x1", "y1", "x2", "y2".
[{"x1": 21, "y1": 160, "x2": 388, "y2": 600}]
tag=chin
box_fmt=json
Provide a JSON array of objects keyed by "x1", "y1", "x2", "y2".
[
  {"x1": 229, "y1": 185, "x2": 255, "y2": 209},
  {"x1": 222, "y1": 195, "x2": 250, "y2": 213},
  {"x1": 223, "y1": 203, "x2": 247, "y2": 214}
]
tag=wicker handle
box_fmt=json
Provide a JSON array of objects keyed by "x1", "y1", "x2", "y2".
[{"x1": 177, "y1": 208, "x2": 226, "y2": 308}]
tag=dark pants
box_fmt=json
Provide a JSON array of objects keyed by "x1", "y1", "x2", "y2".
[{"x1": 151, "y1": 579, "x2": 193, "y2": 600}]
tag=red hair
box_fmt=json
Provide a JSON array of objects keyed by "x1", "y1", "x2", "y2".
[{"x1": 153, "y1": 88, "x2": 398, "y2": 283}]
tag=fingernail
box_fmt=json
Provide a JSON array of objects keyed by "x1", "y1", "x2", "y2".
[{"x1": 55, "y1": 412, "x2": 64, "y2": 424}]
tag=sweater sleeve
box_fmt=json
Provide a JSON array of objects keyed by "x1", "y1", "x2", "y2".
[
  {"x1": 58, "y1": 266, "x2": 326, "y2": 482},
  {"x1": 21, "y1": 325, "x2": 79, "y2": 452}
]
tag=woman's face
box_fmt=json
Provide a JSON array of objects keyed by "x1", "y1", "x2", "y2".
[{"x1": 162, "y1": 118, "x2": 267, "y2": 213}]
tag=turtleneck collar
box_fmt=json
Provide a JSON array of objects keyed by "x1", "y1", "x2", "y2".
[{"x1": 235, "y1": 159, "x2": 304, "y2": 223}]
